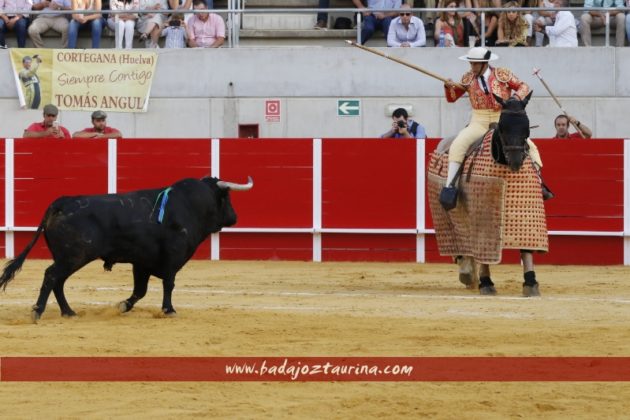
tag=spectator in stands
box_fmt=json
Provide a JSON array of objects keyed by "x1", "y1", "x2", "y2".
[
  {"x1": 513, "y1": 0, "x2": 535, "y2": 44},
  {"x1": 28, "y1": 0, "x2": 71, "y2": 48},
  {"x1": 73, "y1": 110, "x2": 123, "y2": 138},
  {"x1": 466, "y1": 0, "x2": 498, "y2": 46},
  {"x1": 107, "y1": 0, "x2": 138, "y2": 49},
  {"x1": 496, "y1": 1, "x2": 528, "y2": 46},
  {"x1": 137, "y1": 0, "x2": 167, "y2": 48},
  {"x1": 162, "y1": 12, "x2": 187, "y2": 48},
  {"x1": 23, "y1": 104, "x2": 71, "y2": 139},
  {"x1": 387, "y1": 4, "x2": 426, "y2": 46},
  {"x1": 0, "y1": 0, "x2": 32, "y2": 48},
  {"x1": 553, "y1": 114, "x2": 592, "y2": 138},
  {"x1": 580, "y1": 0, "x2": 625, "y2": 47},
  {"x1": 353, "y1": 0, "x2": 401, "y2": 45},
  {"x1": 381, "y1": 107, "x2": 427, "y2": 138},
  {"x1": 19, "y1": 55, "x2": 41, "y2": 109},
  {"x1": 187, "y1": 0, "x2": 224, "y2": 48},
  {"x1": 534, "y1": 0, "x2": 577, "y2": 47},
  {"x1": 532, "y1": 0, "x2": 555, "y2": 45},
  {"x1": 67, "y1": 0, "x2": 105, "y2": 48},
  {"x1": 314, "y1": 0, "x2": 329, "y2": 29},
  {"x1": 434, "y1": 0, "x2": 465, "y2": 46},
  {"x1": 168, "y1": 0, "x2": 193, "y2": 24}
]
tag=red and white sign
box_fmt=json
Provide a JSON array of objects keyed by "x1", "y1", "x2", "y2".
[{"x1": 265, "y1": 100, "x2": 281, "y2": 122}]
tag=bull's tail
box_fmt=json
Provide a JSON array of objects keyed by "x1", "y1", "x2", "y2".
[{"x1": 0, "y1": 207, "x2": 51, "y2": 291}]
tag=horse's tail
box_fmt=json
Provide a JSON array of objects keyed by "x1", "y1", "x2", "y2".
[{"x1": 0, "y1": 206, "x2": 52, "y2": 291}]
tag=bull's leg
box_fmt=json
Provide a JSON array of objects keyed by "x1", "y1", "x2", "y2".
[
  {"x1": 478, "y1": 264, "x2": 497, "y2": 295},
  {"x1": 161, "y1": 275, "x2": 176, "y2": 316},
  {"x1": 33, "y1": 263, "x2": 73, "y2": 322},
  {"x1": 521, "y1": 250, "x2": 540, "y2": 297},
  {"x1": 52, "y1": 277, "x2": 76, "y2": 317},
  {"x1": 119, "y1": 265, "x2": 151, "y2": 313}
]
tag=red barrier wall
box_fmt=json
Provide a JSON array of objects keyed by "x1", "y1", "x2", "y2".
[{"x1": 1, "y1": 138, "x2": 627, "y2": 265}]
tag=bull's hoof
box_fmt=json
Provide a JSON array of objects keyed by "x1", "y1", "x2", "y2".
[
  {"x1": 522, "y1": 283, "x2": 541, "y2": 297},
  {"x1": 162, "y1": 307, "x2": 177, "y2": 317},
  {"x1": 118, "y1": 301, "x2": 131, "y2": 313},
  {"x1": 479, "y1": 285, "x2": 497, "y2": 296}
]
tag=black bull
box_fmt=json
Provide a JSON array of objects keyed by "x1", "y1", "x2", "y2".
[{"x1": 0, "y1": 176, "x2": 253, "y2": 321}]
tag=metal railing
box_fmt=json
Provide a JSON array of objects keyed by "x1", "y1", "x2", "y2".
[{"x1": 2, "y1": 5, "x2": 628, "y2": 47}]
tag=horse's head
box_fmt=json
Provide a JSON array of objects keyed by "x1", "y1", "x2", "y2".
[{"x1": 492, "y1": 91, "x2": 533, "y2": 171}]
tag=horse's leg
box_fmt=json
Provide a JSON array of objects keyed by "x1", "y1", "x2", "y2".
[
  {"x1": 478, "y1": 263, "x2": 497, "y2": 295},
  {"x1": 521, "y1": 250, "x2": 541, "y2": 297},
  {"x1": 456, "y1": 256, "x2": 479, "y2": 289}
]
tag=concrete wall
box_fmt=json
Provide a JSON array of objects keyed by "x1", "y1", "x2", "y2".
[{"x1": 1, "y1": 46, "x2": 629, "y2": 139}]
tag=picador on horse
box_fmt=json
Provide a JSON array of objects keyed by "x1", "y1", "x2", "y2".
[{"x1": 429, "y1": 47, "x2": 553, "y2": 297}]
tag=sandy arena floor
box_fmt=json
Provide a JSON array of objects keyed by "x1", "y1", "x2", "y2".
[{"x1": 1, "y1": 260, "x2": 630, "y2": 418}]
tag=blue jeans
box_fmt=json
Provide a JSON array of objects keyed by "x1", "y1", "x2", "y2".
[
  {"x1": 0, "y1": 17, "x2": 29, "y2": 47},
  {"x1": 68, "y1": 17, "x2": 105, "y2": 48},
  {"x1": 361, "y1": 14, "x2": 393, "y2": 44},
  {"x1": 317, "y1": 0, "x2": 330, "y2": 23}
]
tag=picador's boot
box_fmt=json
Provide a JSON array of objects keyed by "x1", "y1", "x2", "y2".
[
  {"x1": 479, "y1": 276, "x2": 497, "y2": 296},
  {"x1": 522, "y1": 271, "x2": 541, "y2": 297},
  {"x1": 439, "y1": 162, "x2": 462, "y2": 211},
  {"x1": 541, "y1": 182, "x2": 554, "y2": 201}
]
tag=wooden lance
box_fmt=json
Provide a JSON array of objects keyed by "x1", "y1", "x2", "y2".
[
  {"x1": 532, "y1": 67, "x2": 585, "y2": 138},
  {"x1": 346, "y1": 40, "x2": 465, "y2": 90}
]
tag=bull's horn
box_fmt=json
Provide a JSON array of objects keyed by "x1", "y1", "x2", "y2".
[{"x1": 217, "y1": 176, "x2": 254, "y2": 191}]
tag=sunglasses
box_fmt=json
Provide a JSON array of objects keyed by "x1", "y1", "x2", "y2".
[{"x1": 399, "y1": 12, "x2": 411, "y2": 16}]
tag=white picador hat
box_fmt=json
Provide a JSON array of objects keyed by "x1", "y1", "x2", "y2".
[{"x1": 458, "y1": 47, "x2": 498, "y2": 62}]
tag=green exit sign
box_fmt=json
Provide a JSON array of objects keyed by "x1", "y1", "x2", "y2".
[{"x1": 337, "y1": 99, "x2": 361, "y2": 117}]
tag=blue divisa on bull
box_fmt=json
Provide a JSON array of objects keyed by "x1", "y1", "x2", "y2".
[{"x1": 0, "y1": 175, "x2": 253, "y2": 322}]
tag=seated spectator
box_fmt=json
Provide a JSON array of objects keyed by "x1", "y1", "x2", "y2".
[
  {"x1": 168, "y1": 0, "x2": 193, "y2": 24},
  {"x1": 434, "y1": 0, "x2": 465, "y2": 46},
  {"x1": 68, "y1": 0, "x2": 105, "y2": 48},
  {"x1": 466, "y1": 0, "x2": 498, "y2": 46},
  {"x1": 162, "y1": 12, "x2": 187, "y2": 48},
  {"x1": 23, "y1": 104, "x2": 71, "y2": 139},
  {"x1": 314, "y1": 0, "x2": 329, "y2": 29},
  {"x1": 513, "y1": 0, "x2": 535, "y2": 44},
  {"x1": 28, "y1": 0, "x2": 71, "y2": 48},
  {"x1": 387, "y1": 4, "x2": 426, "y2": 46},
  {"x1": 580, "y1": 0, "x2": 625, "y2": 47},
  {"x1": 186, "y1": 0, "x2": 224, "y2": 48},
  {"x1": 107, "y1": 0, "x2": 138, "y2": 49},
  {"x1": 137, "y1": 0, "x2": 167, "y2": 48},
  {"x1": 496, "y1": 1, "x2": 528, "y2": 46},
  {"x1": 353, "y1": 0, "x2": 401, "y2": 45},
  {"x1": 0, "y1": 0, "x2": 31, "y2": 48},
  {"x1": 553, "y1": 114, "x2": 592, "y2": 138},
  {"x1": 73, "y1": 110, "x2": 123, "y2": 138},
  {"x1": 533, "y1": 0, "x2": 555, "y2": 45},
  {"x1": 381, "y1": 107, "x2": 427, "y2": 139},
  {"x1": 534, "y1": 0, "x2": 577, "y2": 47}
]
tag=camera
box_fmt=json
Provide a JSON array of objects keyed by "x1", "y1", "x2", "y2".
[
  {"x1": 170, "y1": 20, "x2": 181, "y2": 27},
  {"x1": 397, "y1": 120, "x2": 406, "y2": 129}
]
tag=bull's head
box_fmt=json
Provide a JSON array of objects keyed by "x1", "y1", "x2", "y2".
[
  {"x1": 493, "y1": 91, "x2": 533, "y2": 172},
  {"x1": 214, "y1": 176, "x2": 254, "y2": 228}
]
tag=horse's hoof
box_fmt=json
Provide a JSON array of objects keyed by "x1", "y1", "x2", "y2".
[
  {"x1": 522, "y1": 283, "x2": 541, "y2": 297},
  {"x1": 118, "y1": 301, "x2": 131, "y2": 313},
  {"x1": 62, "y1": 311, "x2": 77, "y2": 318},
  {"x1": 162, "y1": 308, "x2": 177, "y2": 317},
  {"x1": 479, "y1": 285, "x2": 497, "y2": 296},
  {"x1": 31, "y1": 310, "x2": 41, "y2": 323},
  {"x1": 457, "y1": 256, "x2": 478, "y2": 289}
]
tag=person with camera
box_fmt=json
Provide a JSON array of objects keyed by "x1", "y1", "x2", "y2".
[
  {"x1": 161, "y1": 12, "x2": 187, "y2": 48},
  {"x1": 381, "y1": 107, "x2": 427, "y2": 139},
  {"x1": 23, "y1": 104, "x2": 71, "y2": 139}
]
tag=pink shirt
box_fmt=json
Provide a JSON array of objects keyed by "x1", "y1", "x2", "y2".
[
  {"x1": 25, "y1": 122, "x2": 71, "y2": 138},
  {"x1": 0, "y1": 0, "x2": 33, "y2": 15},
  {"x1": 186, "y1": 13, "x2": 225, "y2": 47}
]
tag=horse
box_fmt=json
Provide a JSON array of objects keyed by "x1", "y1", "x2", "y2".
[{"x1": 427, "y1": 92, "x2": 548, "y2": 297}]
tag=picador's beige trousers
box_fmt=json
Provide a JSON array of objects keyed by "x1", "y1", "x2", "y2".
[{"x1": 448, "y1": 109, "x2": 542, "y2": 168}]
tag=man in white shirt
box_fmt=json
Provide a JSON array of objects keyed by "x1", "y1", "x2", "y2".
[
  {"x1": 534, "y1": 0, "x2": 577, "y2": 47},
  {"x1": 387, "y1": 4, "x2": 426, "y2": 47}
]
